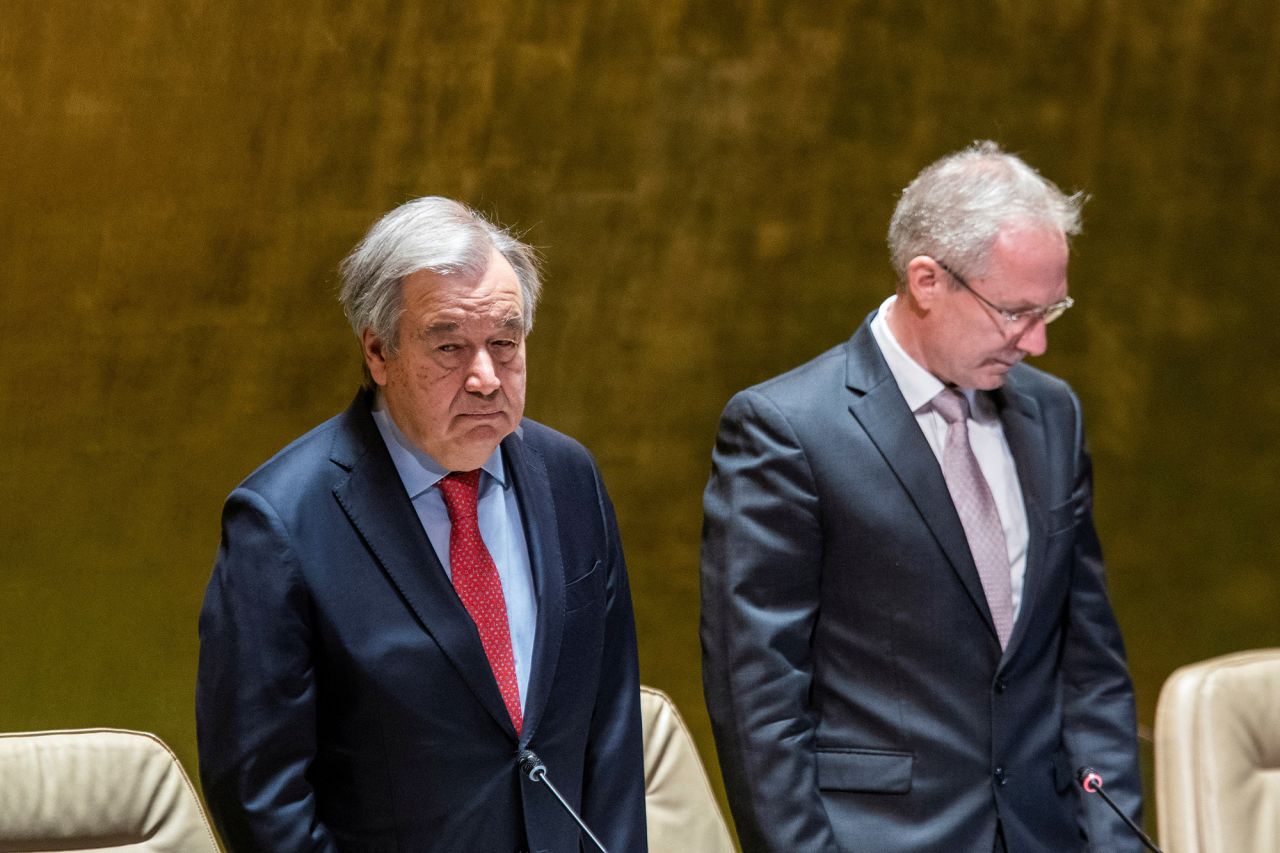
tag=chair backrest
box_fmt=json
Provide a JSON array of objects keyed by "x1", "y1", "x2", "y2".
[
  {"x1": 1155, "y1": 649, "x2": 1280, "y2": 853},
  {"x1": 640, "y1": 686, "x2": 736, "y2": 853},
  {"x1": 0, "y1": 728, "x2": 221, "y2": 852}
]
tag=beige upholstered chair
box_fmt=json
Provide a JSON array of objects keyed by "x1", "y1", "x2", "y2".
[
  {"x1": 0, "y1": 728, "x2": 220, "y2": 852},
  {"x1": 640, "y1": 686, "x2": 736, "y2": 853},
  {"x1": 1155, "y1": 649, "x2": 1280, "y2": 853}
]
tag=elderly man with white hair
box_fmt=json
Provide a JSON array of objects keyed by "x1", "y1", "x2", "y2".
[{"x1": 197, "y1": 198, "x2": 647, "y2": 853}]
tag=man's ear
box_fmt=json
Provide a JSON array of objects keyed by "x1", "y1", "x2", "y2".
[
  {"x1": 361, "y1": 329, "x2": 391, "y2": 386},
  {"x1": 904, "y1": 255, "x2": 946, "y2": 310}
]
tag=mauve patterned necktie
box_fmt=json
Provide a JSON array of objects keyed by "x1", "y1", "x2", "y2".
[
  {"x1": 932, "y1": 388, "x2": 1015, "y2": 648},
  {"x1": 438, "y1": 469, "x2": 523, "y2": 734}
]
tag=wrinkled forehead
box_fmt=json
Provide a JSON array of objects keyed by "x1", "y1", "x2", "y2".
[{"x1": 405, "y1": 255, "x2": 525, "y2": 328}]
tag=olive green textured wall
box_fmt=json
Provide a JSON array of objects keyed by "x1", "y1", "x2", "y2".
[{"x1": 3, "y1": 0, "x2": 1279, "y2": 838}]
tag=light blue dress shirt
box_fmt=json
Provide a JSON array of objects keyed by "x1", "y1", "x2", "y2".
[{"x1": 371, "y1": 401, "x2": 537, "y2": 710}]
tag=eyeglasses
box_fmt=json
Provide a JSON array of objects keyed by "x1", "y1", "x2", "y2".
[{"x1": 933, "y1": 258, "x2": 1074, "y2": 327}]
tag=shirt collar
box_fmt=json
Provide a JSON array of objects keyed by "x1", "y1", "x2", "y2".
[
  {"x1": 370, "y1": 392, "x2": 507, "y2": 499},
  {"x1": 869, "y1": 295, "x2": 994, "y2": 420}
]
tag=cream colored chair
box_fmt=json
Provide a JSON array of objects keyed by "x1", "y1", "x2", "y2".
[
  {"x1": 640, "y1": 686, "x2": 736, "y2": 853},
  {"x1": 0, "y1": 728, "x2": 221, "y2": 852},
  {"x1": 1155, "y1": 649, "x2": 1280, "y2": 853}
]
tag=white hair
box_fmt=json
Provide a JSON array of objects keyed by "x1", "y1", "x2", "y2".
[
  {"x1": 338, "y1": 197, "x2": 541, "y2": 355},
  {"x1": 887, "y1": 140, "x2": 1085, "y2": 283}
]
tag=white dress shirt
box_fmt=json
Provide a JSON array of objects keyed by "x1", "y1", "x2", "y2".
[{"x1": 871, "y1": 296, "x2": 1030, "y2": 617}]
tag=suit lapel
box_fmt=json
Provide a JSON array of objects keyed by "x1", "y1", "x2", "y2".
[
  {"x1": 991, "y1": 374, "x2": 1049, "y2": 655},
  {"x1": 328, "y1": 394, "x2": 516, "y2": 737},
  {"x1": 844, "y1": 317, "x2": 1001, "y2": 643},
  {"x1": 501, "y1": 429, "x2": 565, "y2": 746}
]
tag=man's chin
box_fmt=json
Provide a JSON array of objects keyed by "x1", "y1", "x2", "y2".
[
  {"x1": 968, "y1": 372, "x2": 1009, "y2": 391},
  {"x1": 438, "y1": 422, "x2": 514, "y2": 469},
  {"x1": 976, "y1": 359, "x2": 1021, "y2": 389}
]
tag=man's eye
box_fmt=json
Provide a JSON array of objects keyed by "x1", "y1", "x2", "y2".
[{"x1": 438, "y1": 344, "x2": 462, "y2": 353}]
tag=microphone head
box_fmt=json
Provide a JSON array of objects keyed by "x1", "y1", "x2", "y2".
[
  {"x1": 1077, "y1": 766, "x2": 1103, "y2": 793},
  {"x1": 517, "y1": 749, "x2": 546, "y2": 780}
]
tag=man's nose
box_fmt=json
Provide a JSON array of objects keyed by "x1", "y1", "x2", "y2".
[
  {"x1": 1014, "y1": 316, "x2": 1049, "y2": 357},
  {"x1": 464, "y1": 349, "x2": 501, "y2": 395}
]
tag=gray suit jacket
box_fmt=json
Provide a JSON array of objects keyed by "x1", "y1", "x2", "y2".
[{"x1": 701, "y1": 314, "x2": 1142, "y2": 852}]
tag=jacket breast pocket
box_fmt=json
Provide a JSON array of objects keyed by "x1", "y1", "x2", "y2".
[
  {"x1": 564, "y1": 560, "x2": 603, "y2": 613},
  {"x1": 816, "y1": 748, "x2": 913, "y2": 794}
]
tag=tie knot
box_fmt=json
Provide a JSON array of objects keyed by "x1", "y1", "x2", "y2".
[
  {"x1": 438, "y1": 469, "x2": 481, "y2": 519},
  {"x1": 932, "y1": 388, "x2": 970, "y2": 425}
]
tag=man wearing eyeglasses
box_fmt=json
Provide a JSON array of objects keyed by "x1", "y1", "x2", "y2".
[{"x1": 701, "y1": 142, "x2": 1143, "y2": 852}]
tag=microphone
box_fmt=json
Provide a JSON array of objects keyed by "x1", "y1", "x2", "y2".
[
  {"x1": 517, "y1": 750, "x2": 609, "y2": 853},
  {"x1": 1076, "y1": 767, "x2": 1164, "y2": 853}
]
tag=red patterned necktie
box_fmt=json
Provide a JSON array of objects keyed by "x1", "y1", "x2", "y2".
[{"x1": 437, "y1": 469, "x2": 523, "y2": 734}]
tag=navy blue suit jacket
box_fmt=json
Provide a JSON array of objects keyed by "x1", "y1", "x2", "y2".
[
  {"x1": 197, "y1": 392, "x2": 646, "y2": 852},
  {"x1": 701, "y1": 315, "x2": 1142, "y2": 852}
]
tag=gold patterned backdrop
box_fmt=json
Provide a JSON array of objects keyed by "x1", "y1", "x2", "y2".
[{"x1": 3, "y1": 0, "x2": 1279, "y2": 836}]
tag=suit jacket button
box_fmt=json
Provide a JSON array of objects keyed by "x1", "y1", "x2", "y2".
[
  {"x1": 994, "y1": 766, "x2": 1007, "y2": 785},
  {"x1": 994, "y1": 677, "x2": 1007, "y2": 693}
]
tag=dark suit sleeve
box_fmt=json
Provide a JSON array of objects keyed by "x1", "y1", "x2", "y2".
[
  {"x1": 196, "y1": 487, "x2": 339, "y2": 853},
  {"x1": 1058, "y1": 394, "x2": 1144, "y2": 852},
  {"x1": 579, "y1": 463, "x2": 648, "y2": 852},
  {"x1": 700, "y1": 390, "x2": 840, "y2": 853}
]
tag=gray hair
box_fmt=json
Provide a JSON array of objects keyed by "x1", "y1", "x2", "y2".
[
  {"x1": 338, "y1": 196, "x2": 541, "y2": 356},
  {"x1": 887, "y1": 140, "x2": 1085, "y2": 283}
]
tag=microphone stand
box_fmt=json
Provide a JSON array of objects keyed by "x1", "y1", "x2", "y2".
[
  {"x1": 518, "y1": 750, "x2": 609, "y2": 853},
  {"x1": 1076, "y1": 767, "x2": 1164, "y2": 853}
]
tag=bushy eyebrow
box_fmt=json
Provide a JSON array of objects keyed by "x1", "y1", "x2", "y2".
[{"x1": 421, "y1": 315, "x2": 524, "y2": 337}]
